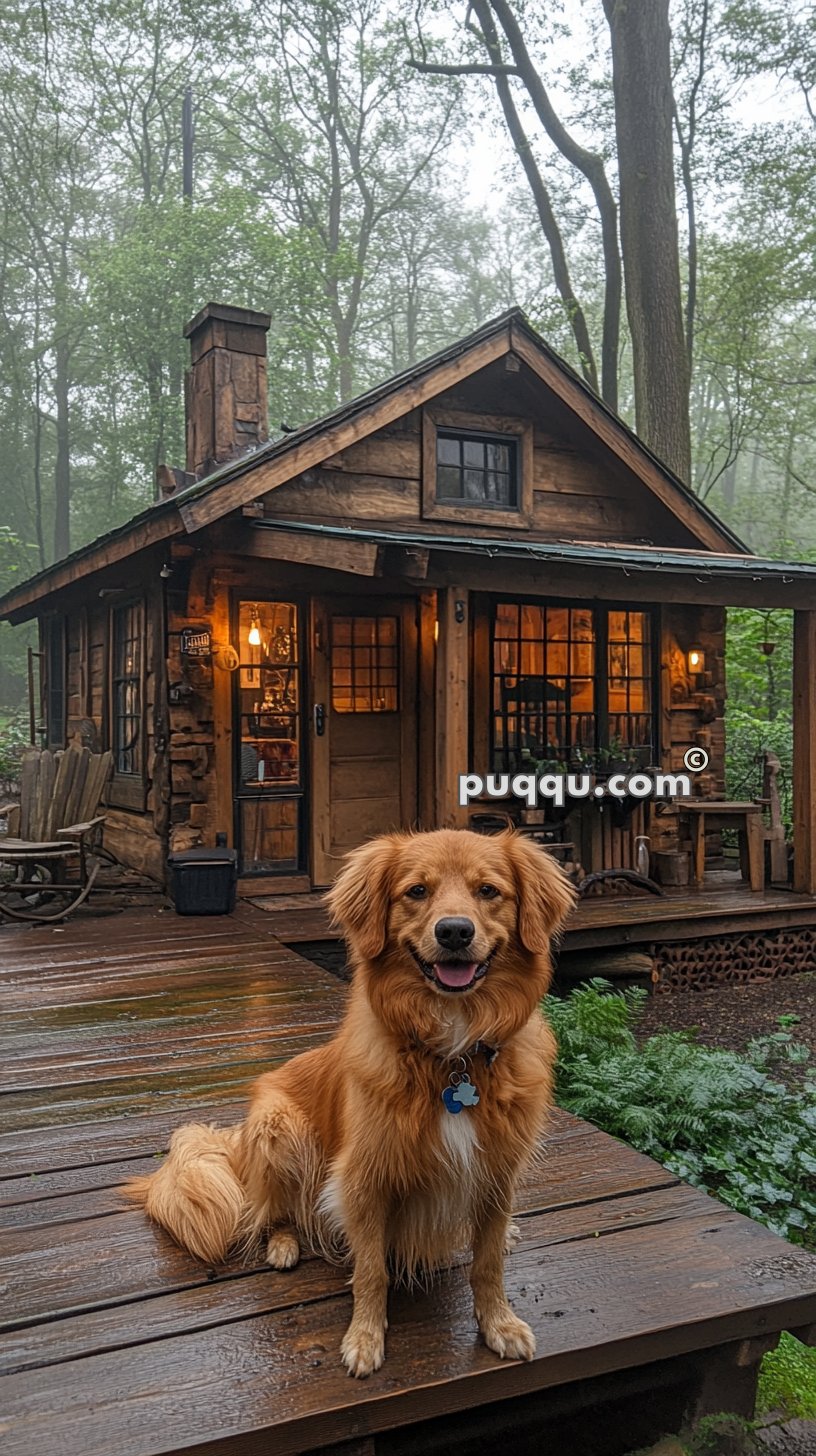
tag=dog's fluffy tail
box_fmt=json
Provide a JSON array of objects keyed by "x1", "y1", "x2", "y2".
[{"x1": 123, "y1": 1122, "x2": 245, "y2": 1265}]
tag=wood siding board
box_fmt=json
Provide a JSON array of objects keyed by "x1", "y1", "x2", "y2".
[
  {"x1": 238, "y1": 527, "x2": 383, "y2": 579},
  {"x1": 266, "y1": 468, "x2": 421, "y2": 522}
]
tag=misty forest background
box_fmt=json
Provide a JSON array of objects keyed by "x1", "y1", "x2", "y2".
[{"x1": 0, "y1": 0, "x2": 814, "y2": 812}]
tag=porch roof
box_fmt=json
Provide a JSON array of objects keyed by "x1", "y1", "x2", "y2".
[{"x1": 252, "y1": 518, "x2": 816, "y2": 608}]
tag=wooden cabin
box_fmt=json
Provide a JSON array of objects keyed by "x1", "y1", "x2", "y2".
[{"x1": 3, "y1": 303, "x2": 816, "y2": 973}]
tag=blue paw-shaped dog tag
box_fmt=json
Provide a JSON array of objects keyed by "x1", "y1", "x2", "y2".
[
  {"x1": 454, "y1": 1079, "x2": 480, "y2": 1107},
  {"x1": 442, "y1": 1085, "x2": 463, "y2": 1114}
]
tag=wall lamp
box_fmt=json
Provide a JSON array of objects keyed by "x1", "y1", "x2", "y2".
[{"x1": 687, "y1": 644, "x2": 705, "y2": 675}]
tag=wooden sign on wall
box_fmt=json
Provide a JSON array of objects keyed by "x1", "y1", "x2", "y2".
[{"x1": 180, "y1": 627, "x2": 212, "y2": 659}]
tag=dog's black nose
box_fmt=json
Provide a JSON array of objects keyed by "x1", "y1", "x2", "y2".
[{"x1": 435, "y1": 916, "x2": 475, "y2": 950}]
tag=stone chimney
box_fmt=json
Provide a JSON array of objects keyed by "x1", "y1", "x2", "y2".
[{"x1": 183, "y1": 302, "x2": 271, "y2": 478}]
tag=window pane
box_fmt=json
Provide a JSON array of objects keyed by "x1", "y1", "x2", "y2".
[
  {"x1": 112, "y1": 601, "x2": 143, "y2": 776},
  {"x1": 437, "y1": 464, "x2": 462, "y2": 498},
  {"x1": 492, "y1": 600, "x2": 598, "y2": 766},
  {"x1": 238, "y1": 601, "x2": 301, "y2": 785},
  {"x1": 605, "y1": 610, "x2": 652, "y2": 750},
  {"x1": 332, "y1": 616, "x2": 399, "y2": 713},
  {"x1": 435, "y1": 432, "x2": 519, "y2": 511},
  {"x1": 485, "y1": 470, "x2": 511, "y2": 503}
]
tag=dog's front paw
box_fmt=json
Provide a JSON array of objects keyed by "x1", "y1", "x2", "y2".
[
  {"x1": 341, "y1": 1321, "x2": 386, "y2": 1378},
  {"x1": 266, "y1": 1230, "x2": 300, "y2": 1269},
  {"x1": 503, "y1": 1220, "x2": 521, "y2": 1254},
  {"x1": 479, "y1": 1307, "x2": 536, "y2": 1362}
]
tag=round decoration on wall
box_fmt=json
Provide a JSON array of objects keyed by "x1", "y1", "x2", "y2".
[{"x1": 213, "y1": 644, "x2": 240, "y2": 672}]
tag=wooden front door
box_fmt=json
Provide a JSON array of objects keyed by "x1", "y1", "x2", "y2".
[{"x1": 311, "y1": 597, "x2": 418, "y2": 886}]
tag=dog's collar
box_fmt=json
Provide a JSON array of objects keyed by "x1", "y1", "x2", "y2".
[{"x1": 408, "y1": 1033, "x2": 500, "y2": 1068}]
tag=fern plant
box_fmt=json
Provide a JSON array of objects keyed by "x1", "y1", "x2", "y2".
[{"x1": 544, "y1": 979, "x2": 816, "y2": 1247}]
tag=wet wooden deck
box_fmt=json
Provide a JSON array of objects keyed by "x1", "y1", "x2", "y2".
[
  {"x1": 251, "y1": 880, "x2": 816, "y2": 956},
  {"x1": 2, "y1": 905, "x2": 816, "y2": 1456}
]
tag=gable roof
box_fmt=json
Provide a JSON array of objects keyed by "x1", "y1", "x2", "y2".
[{"x1": 0, "y1": 308, "x2": 747, "y2": 622}]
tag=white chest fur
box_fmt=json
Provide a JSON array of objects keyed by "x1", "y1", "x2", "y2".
[{"x1": 438, "y1": 1105, "x2": 479, "y2": 1177}]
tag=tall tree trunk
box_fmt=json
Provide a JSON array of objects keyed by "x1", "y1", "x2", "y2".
[
  {"x1": 471, "y1": 0, "x2": 600, "y2": 396},
  {"x1": 603, "y1": 0, "x2": 691, "y2": 482},
  {"x1": 53, "y1": 238, "x2": 71, "y2": 561}
]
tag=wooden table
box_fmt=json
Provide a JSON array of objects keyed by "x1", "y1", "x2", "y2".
[
  {"x1": 2, "y1": 904, "x2": 816, "y2": 1456},
  {"x1": 677, "y1": 800, "x2": 765, "y2": 892}
]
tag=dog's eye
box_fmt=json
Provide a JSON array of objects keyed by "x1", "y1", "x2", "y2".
[
  {"x1": 478, "y1": 883, "x2": 500, "y2": 899},
  {"x1": 405, "y1": 884, "x2": 427, "y2": 899}
]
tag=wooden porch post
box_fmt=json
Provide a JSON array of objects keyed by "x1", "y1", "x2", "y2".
[
  {"x1": 792, "y1": 609, "x2": 816, "y2": 894},
  {"x1": 434, "y1": 586, "x2": 470, "y2": 828}
]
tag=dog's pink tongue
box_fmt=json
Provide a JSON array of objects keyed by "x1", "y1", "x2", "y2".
[{"x1": 434, "y1": 961, "x2": 478, "y2": 988}]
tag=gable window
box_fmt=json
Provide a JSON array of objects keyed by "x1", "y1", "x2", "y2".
[
  {"x1": 42, "y1": 614, "x2": 66, "y2": 749},
  {"x1": 111, "y1": 600, "x2": 144, "y2": 780},
  {"x1": 436, "y1": 432, "x2": 518, "y2": 508},
  {"x1": 423, "y1": 407, "x2": 533, "y2": 526},
  {"x1": 491, "y1": 601, "x2": 654, "y2": 770}
]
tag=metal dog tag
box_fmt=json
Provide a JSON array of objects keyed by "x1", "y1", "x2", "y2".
[{"x1": 442, "y1": 1071, "x2": 479, "y2": 1114}]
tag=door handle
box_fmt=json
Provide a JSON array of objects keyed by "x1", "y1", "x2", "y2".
[{"x1": 313, "y1": 703, "x2": 325, "y2": 736}]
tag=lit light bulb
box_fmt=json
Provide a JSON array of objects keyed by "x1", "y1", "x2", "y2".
[{"x1": 248, "y1": 611, "x2": 261, "y2": 647}]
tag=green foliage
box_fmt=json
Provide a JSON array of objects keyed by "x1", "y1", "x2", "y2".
[
  {"x1": 0, "y1": 528, "x2": 35, "y2": 709},
  {"x1": 725, "y1": 608, "x2": 793, "y2": 831},
  {"x1": 756, "y1": 1330, "x2": 816, "y2": 1419},
  {"x1": 544, "y1": 979, "x2": 816, "y2": 1247},
  {"x1": 0, "y1": 706, "x2": 30, "y2": 788}
]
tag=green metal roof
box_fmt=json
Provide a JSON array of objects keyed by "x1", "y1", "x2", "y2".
[{"x1": 252, "y1": 518, "x2": 816, "y2": 586}]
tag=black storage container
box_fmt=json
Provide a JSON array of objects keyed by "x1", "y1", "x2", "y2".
[{"x1": 167, "y1": 842, "x2": 238, "y2": 916}]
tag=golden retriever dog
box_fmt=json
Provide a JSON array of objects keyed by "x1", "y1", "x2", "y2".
[{"x1": 125, "y1": 828, "x2": 574, "y2": 1376}]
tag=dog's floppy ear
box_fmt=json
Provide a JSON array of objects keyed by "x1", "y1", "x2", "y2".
[
  {"x1": 325, "y1": 834, "x2": 400, "y2": 960},
  {"x1": 506, "y1": 832, "x2": 577, "y2": 953}
]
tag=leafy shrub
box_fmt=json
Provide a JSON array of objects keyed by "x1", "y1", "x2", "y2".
[
  {"x1": 756, "y1": 1330, "x2": 816, "y2": 1419},
  {"x1": 544, "y1": 980, "x2": 816, "y2": 1247},
  {"x1": 0, "y1": 707, "x2": 30, "y2": 794}
]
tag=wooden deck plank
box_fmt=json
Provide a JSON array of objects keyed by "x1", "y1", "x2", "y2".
[
  {"x1": 0, "y1": 1102, "x2": 246, "y2": 1179},
  {"x1": 249, "y1": 883, "x2": 816, "y2": 955},
  {"x1": 2, "y1": 903, "x2": 816, "y2": 1456},
  {"x1": 0, "y1": 1183, "x2": 706, "y2": 1373},
  {"x1": 2, "y1": 1203, "x2": 814, "y2": 1456}
]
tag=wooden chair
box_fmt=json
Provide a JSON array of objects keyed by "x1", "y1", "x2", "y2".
[{"x1": 0, "y1": 744, "x2": 112, "y2": 923}]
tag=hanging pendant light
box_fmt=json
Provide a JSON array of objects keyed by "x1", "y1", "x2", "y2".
[{"x1": 248, "y1": 607, "x2": 261, "y2": 647}]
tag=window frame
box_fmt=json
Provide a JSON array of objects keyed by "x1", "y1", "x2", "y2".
[
  {"x1": 330, "y1": 614, "x2": 400, "y2": 715},
  {"x1": 422, "y1": 407, "x2": 534, "y2": 527},
  {"x1": 42, "y1": 613, "x2": 66, "y2": 750},
  {"x1": 231, "y1": 595, "x2": 307, "y2": 877},
  {"x1": 488, "y1": 597, "x2": 659, "y2": 771},
  {"x1": 107, "y1": 596, "x2": 147, "y2": 811}
]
